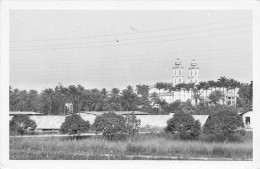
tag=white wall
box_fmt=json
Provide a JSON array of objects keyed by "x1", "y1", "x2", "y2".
[{"x1": 242, "y1": 111, "x2": 253, "y2": 129}]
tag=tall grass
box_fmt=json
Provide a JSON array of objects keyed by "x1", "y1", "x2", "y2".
[{"x1": 10, "y1": 133, "x2": 252, "y2": 160}]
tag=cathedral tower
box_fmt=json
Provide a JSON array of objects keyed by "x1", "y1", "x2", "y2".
[
  {"x1": 173, "y1": 58, "x2": 184, "y2": 86},
  {"x1": 188, "y1": 59, "x2": 199, "y2": 84}
]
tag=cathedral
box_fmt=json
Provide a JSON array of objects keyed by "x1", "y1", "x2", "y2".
[
  {"x1": 172, "y1": 58, "x2": 199, "y2": 86},
  {"x1": 150, "y1": 58, "x2": 238, "y2": 105}
]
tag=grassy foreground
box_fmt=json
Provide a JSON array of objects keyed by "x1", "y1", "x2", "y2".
[{"x1": 10, "y1": 133, "x2": 253, "y2": 160}]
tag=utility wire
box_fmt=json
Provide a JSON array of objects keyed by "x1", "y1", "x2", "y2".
[
  {"x1": 10, "y1": 17, "x2": 251, "y2": 43},
  {"x1": 10, "y1": 30, "x2": 251, "y2": 52},
  {"x1": 10, "y1": 24, "x2": 251, "y2": 49}
]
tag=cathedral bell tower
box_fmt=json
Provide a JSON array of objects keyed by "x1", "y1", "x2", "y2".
[
  {"x1": 173, "y1": 58, "x2": 184, "y2": 86},
  {"x1": 188, "y1": 59, "x2": 199, "y2": 84}
]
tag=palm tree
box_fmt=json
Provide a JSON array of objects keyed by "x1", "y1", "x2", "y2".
[
  {"x1": 208, "y1": 80, "x2": 216, "y2": 93},
  {"x1": 198, "y1": 81, "x2": 207, "y2": 99},
  {"x1": 229, "y1": 79, "x2": 241, "y2": 106},
  {"x1": 155, "y1": 82, "x2": 165, "y2": 96},
  {"x1": 191, "y1": 88, "x2": 202, "y2": 108},
  {"x1": 204, "y1": 82, "x2": 210, "y2": 98},
  {"x1": 208, "y1": 90, "x2": 225, "y2": 108},
  {"x1": 13, "y1": 90, "x2": 29, "y2": 111},
  {"x1": 109, "y1": 88, "x2": 121, "y2": 111},
  {"x1": 218, "y1": 76, "x2": 228, "y2": 96},
  {"x1": 66, "y1": 85, "x2": 81, "y2": 113},
  {"x1": 42, "y1": 88, "x2": 59, "y2": 115}
]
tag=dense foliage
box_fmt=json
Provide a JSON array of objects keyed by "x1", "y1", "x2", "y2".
[
  {"x1": 125, "y1": 112, "x2": 141, "y2": 139},
  {"x1": 203, "y1": 110, "x2": 244, "y2": 142},
  {"x1": 92, "y1": 112, "x2": 126, "y2": 133},
  {"x1": 60, "y1": 114, "x2": 90, "y2": 135},
  {"x1": 9, "y1": 115, "x2": 37, "y2": 135},
  {"x1": 165, "y1": 112, "x2": 201, "y2": 139},
  {"x1": 9, "y1": 77, "x2": 252, "y2": 115},
  {"x1": 92, "y1": 112, "x2": 141, "y2": 141}
]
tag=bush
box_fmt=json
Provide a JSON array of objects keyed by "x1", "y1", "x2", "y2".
[
  {"x1": 92, "y1": 112, "x2": 128, "y2": 141},
  {"x1": 60, "y1": 114, "x2": 90, "y2": 137},
  {"x1": 103, "y1": 124, "x2": 128, "y2": 141},
  {"x1": 165, "y1": 112, "x2": 201, "y2": 139},
  {"x1": 125, "y1": 112, "x2": 141, "y2": 139},
  {"x1": 92, "y1": 112, "x2": 126, "y2": 133},
  {"x1": 9, "y1": 115, "x2": 37, "y2": 136},
  {"x1": 203, "y1": 110, "x2": 244, "y2": 142}
]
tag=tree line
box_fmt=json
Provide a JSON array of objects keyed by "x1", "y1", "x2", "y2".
[{"x1": 9, "y1": 76, "x2": 253, "y2": 115}]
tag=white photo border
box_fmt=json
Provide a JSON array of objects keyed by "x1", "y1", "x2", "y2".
[{"x1": 1, "y1": 1, "x2": 260, "y2": 169}]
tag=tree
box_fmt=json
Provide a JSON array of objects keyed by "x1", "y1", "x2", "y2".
[
  {"x1": 120, "y1": 86, "x2": 139, "y2": 111},
  {"x1": 9, "y1": 115, "x2": 37, "y2": 136},
  {"x1": 238, "y1": 81, "x2": 253, "y2": 108},
  {"x1": 66, "y1": 85, "x2": 81, "y2": 113},
  {"x1": 191, "y1": 88, "x2": 202, "y2": 108},
  {"x1": 92, "y1": 112, "x2": 128, "y2": 141},
  {"x1": 155, "y1": 82, "x2": 165, "y2": 95},
  {"x1": 60, "y1": 114, "x2": 90, "y2": 139},
  {"x1": 125, "y1": 112, "x2": 141, "y2": 139},
  {"x1": 106, "y1": 88, "x2": 122, "y2": 111},
  {"x1": 165, "y1": 112, "x2": 201, "y2": 139},
  {"x1": 203, "y1": 110, "x2": 244, "y2": 143},
  {"x1": 41, "y1": 88, "x2": 59, "y2": 115},
  {"x1": 208, "y1": 90, "x2": 225, "y2": 107}
]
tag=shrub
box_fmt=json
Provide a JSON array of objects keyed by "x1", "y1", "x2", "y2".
[
  {"x1": 92, "y1": 112, "x2": 126, "y2": 133},
  {"x1": 125, "y1": 112, "x2": 141, "y2": 139},
  {"x1": 165, "y1": 112, "x2": 201, "y2": 139},
  {"x1": 103, "y1": 124, "x2": 128, "y2": 141},
  {"x1": 203, "y1": 110, "x2": 244, "y2": 142},
  {"x1": 92, "y1": 112, "x2": 128, "y2": 141},
  {"x1": 9, "y1": 115, "x2": 37, "y2": 136},
  {"x1": 60, "y1": 114, "x2": 90, "y2": 137}
]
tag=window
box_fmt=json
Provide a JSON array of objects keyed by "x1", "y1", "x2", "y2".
[
  {"x1": 175, "y1": 78, "x2": 176, "y2": 83},
  {"x1": 195, "y1": 70, "x2": 197, "y2": 75},
  {"x1": 179, "y1": 69, "x2": 181, "y2": 75},
  {"x1": 179, "y1": 78, "x2": 181, "y2": 83},
  {"x1": 175, "y1": 70, "x2": 176, "y2": 75},
  {"x1": 245, "y1": 117, "x2": 250, "y2": 125}
]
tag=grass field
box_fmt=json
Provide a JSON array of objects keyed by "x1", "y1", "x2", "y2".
[{"x1": 9, "y1": 132, "x2": 253, "y2": 160}]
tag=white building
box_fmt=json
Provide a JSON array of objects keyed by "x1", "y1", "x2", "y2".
[
  {"x1": 239, "y1": 109, "x2": 253, "y2": 129},
  {"x1": 150, "y1": 58, "x2": 238, "y2": 105}
]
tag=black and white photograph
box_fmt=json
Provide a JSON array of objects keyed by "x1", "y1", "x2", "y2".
[{"x1": 1, "y1": 1, "x2": 260, "y2": 169}]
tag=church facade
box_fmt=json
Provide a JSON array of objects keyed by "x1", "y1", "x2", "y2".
[{"x1": 150, "y1": 58, "x2": 238, "y2": 106}]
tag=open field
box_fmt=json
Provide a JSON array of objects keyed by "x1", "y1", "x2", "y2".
[{"x1": 10, "y1": 133, "x2": 252, "y2": 160}]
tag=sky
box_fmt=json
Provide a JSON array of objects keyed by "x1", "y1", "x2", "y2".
[{"x1": 10, "y1": 10, "x2": 252, "y2": 92}]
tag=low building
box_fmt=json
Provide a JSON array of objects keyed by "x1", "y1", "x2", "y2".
[
  {"x1": 9, "y1": 111, "x2": 43, "y2": 116},
  {"x1": 80, "y1": 111, "x2": 149, "y2": 116},
  {"x1": 239, "y1": 108, "x2": 253, "y2": 129}
]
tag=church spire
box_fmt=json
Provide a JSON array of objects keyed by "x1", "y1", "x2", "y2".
[{"x1": 173, "y1": 58, "x2": 184, "y2": 86}]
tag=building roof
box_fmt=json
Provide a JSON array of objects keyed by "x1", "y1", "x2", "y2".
[
  {"x1": 239, "y1": 108, "x2": 253, "y2": 116},
  {"x1": 136, "y1": 114, "x2": 209, "y2": 128},
  {"x1": 80, "y1": 111, "x2": 149, "y2": 116},
  {"x1": 9, "y1": 111, "x2": 43, "y2": 115},
  {"x1": 30, "y1": 116, "x2": 66, "y2": 130},
  {"x1": 10, "y1": 114, "x2": 96, "y2": 130},
  {"x1": 9, "y1": 113, "x2": 208, "y2": 130}
]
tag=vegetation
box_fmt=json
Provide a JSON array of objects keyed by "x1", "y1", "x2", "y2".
[
  {"x1": 91, "y1": 112, "x2": 128, "y2": 141},
  {"x1": 60, "y1": 114, "x2": 90, "y2": 138},
  {"x1": 165, "y1": 112, "x2": 201, "y2": 139},
  {"x1": 91, "y1": 112, "x2": 141, "y2": 141},
  {"x1": 203, "y1": 110, "x2": 244, "y2": 142},
  {"x1": 9, "y1": 115, "x2": 37, "y2": 136},
  {"x1": 9, "y1": 133, "x2": 252, "y2": 160},
  {"x1": 9, "y1": 77, "x2": 252, "y2": 115}
]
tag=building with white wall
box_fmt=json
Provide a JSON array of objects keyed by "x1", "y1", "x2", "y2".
[
  {"x1": 239, "y1": 109, "x2": 253, "y2": 129},
  {"x1": 150, "y1": 58, "x2": 238, "y2": 105}
]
